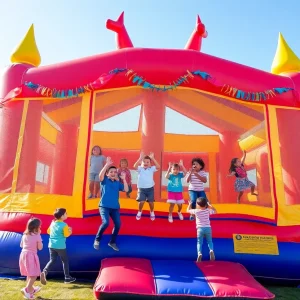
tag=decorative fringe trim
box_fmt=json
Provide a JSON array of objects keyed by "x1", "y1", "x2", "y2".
[{"x1": 24, "y1": 68, "x2": 294, "y2": 102}]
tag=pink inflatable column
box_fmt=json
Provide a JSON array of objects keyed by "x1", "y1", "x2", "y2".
[
  {"x1": 218, "y1": 132, "x2": 242, "y2": 203},
  {"x1": 0, "y1": 101, "x2": 24, "y2": 193},
  {"x1": 16, "y1": 101, "x2": 43, "y2": 193},
  {"x1": 141, "y1": 92, "x2": 166, "y2": 201},
  {"x1": 0, "y1": 64, "x2": 32, "y2": 193}
]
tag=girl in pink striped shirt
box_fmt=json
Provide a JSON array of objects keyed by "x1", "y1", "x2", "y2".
[
  {"x1": 186, "y1": 157, "x2": 208, "y2": 221},
  {"x1": 187, "y1": 197, "x2": 217, "y2": 262}
]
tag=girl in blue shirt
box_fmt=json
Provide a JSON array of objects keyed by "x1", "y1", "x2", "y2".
[{"x1": 165, "y1": 160, "x2": 187, "y2": 223}]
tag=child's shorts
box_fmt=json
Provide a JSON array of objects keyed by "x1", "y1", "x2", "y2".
[
  {"x1": 188, "y1": 190, "x2": 207, "y2": 203},
  {"x1": 89, "y1": 172, "x2": 100, "y2": 182},
  {"x1": 167, "y1": 191, "x2": 185, "y2": 204},
  {"x1": 137, "y1": 187, "x2": 154, "y2": 202}
]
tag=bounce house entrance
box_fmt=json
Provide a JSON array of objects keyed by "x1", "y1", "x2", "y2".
[
  {"x1": 86, "y1": 88, "x2": 273, "y2": 214},
  {"x1": 0, "y1": 88, "x2": 275, "y2": 219}
]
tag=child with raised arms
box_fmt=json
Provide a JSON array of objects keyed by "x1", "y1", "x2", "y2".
[
  {"x1": 228, "y1": 150, "x2": 258, "y2": 203},
  {"x1": 134, "y1": 152, "x2": 160, "y2": 221},
  {"x1": 118, "y1": 158, "x2": 132, "y2": 198},
  {"x1": 94, "y1": 157, "x2": 128, "y2": 251},
  {"x1": 187, "y1": 197, "x2": 217, "y2": 262},
  {"x1": 186, "y1": 157, "x2": 208, "y2": 221},
  {"x1": 165, "y1": 160, "x2": 187, "y2": 223}
]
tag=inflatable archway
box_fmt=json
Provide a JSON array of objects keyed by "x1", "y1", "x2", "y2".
[{"x1": 0, "y1": 12, "x2": 300, "y2": 288}]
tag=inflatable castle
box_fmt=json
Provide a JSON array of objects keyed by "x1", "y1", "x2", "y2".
[{"x1": 0, "y1": 12, "x2": 300, "y2": 299}]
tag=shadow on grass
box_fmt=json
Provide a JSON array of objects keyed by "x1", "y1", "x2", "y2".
[{"x1": 68, "y1": 284, "x2": 92, "y2": 290}]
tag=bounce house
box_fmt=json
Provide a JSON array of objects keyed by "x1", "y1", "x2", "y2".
[{"x1": 0, "y1": 12, "x2": 300, "y2": 299}]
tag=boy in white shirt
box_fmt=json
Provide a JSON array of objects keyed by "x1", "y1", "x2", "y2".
[{"x1": 134, "y1": 152, "x2": 160, "y2": 221}]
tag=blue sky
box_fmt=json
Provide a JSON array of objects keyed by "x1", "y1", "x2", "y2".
[{"x1": 1, "y1": 1, "x2": 299, "y2": 134}]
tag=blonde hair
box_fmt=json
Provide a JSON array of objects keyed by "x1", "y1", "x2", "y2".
[
  {"x1": 119, "y1": 158, "x2": 128, "y2": 167},
  {"x1": 91, "y1": 145, "x2": 102, "y2": 155}
]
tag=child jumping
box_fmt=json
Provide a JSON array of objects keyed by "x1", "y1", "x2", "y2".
[
  {"x1": 118, "y1": 158, "x2": 132, "y2": 198},
  {"x1": 19, "y1": 218, "x2": 43, "y2": 299},
  {"x1": 134, "y1": 152, "x2": 160, "y2": 221},
  {"x1": 187, "y1": 197, "x2": 217, "y2": 262},
  {"x1": 228, "y1": 150, "x2": 258, "y2": 204},
  {"x1": 165, "y1": 160, "x2": 187, "y2": 223},
  {"x1": 186, "y1": 157, "x2": 208, "y2": 221},
  {"x1": 94, "y1": 157, "x2": 128, "y2": 251},
  {"x1": 41, "y1": 208, "x2": 76, "y2": 285},
  {"x1": 89, "y1": 145, "x2": 106, "y2": 198}
]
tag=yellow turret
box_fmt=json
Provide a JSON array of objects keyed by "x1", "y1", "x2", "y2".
[
  {"x1": 10, "y1": 24, "x2": 41, "y2": 67},
  {"x1": 271, "y1": 33, "x2": 300, "y2": 75}
]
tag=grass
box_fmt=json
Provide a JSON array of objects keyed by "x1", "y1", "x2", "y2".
[
  {"x1": 0, "y1": 279, "x2": 94, "y2": 300},
  {"x1": 0, "y1": 279, "x2": 299, "y2": 299},
  {"x1": 267, "y1": 285, "x2": 300, "y2": 300}
]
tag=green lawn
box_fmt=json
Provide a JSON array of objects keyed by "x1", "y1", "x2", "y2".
[
  {"x1": 267, "y1": 285, "x2": 300, "y2": 300},
  {"x1": 0, "y1": 279, "x2": 94, "y2": 300},
  {"x1": 0, "y1": 279, "x2": 299, "y2": 299}
]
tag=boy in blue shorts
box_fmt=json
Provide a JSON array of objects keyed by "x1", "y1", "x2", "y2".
[
  {"x1": 134, "y1": 152, "x2": 160, "y2": 221},
  {"x1": 93, "y1": 157, "x2": 128, "y2": 251}
]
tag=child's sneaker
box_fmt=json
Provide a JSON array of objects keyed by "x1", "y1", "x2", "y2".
[
  {"x1": 21, "y1": 287, "x2": 34, "y2": 299},
  {"x1": 150, "y1": 211, "x2": 155, "y2": 221},
  {"x1": 40, "y1": 271, "x2": 47, "y2": 285},
  {"x1": 196, "y1": 254, "x2": 202, "y2": 262},
  {"x1": 136, "y1": 211, "x2": 142, "y2": 220},
  {"x1": 178, "y1": 212, "x2": 184, "y2": 220},
  {"x1": 168, "y1": 215, "x2": 173, "y2": 223},
  {"x1": 64, "y1": 276, "x2": 76, "y2": 284},
  {"x1": 33, "y1": 286, "x2": 41, "y2": 294},
  {"x1": 190, "y1": 214, "x2": 195, "y2": 221},
  {"x1": 209, "y1": 250, "x2": 215, "y2": 261},
  {"x1": 93, "y1": 240, "x2": 100, "y2": 250},
  {"x1": 108, "y1": 242, "x2": 119, "y2": 251}
]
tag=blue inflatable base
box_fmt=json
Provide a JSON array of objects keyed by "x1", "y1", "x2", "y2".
[{"x1": 0, "y1": 231, "x2": 299, "y2": 283}]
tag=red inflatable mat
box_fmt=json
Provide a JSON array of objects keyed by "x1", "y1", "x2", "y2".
[{"x1": 93, "y1": 258, "x2": 275, "y2": 299}]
